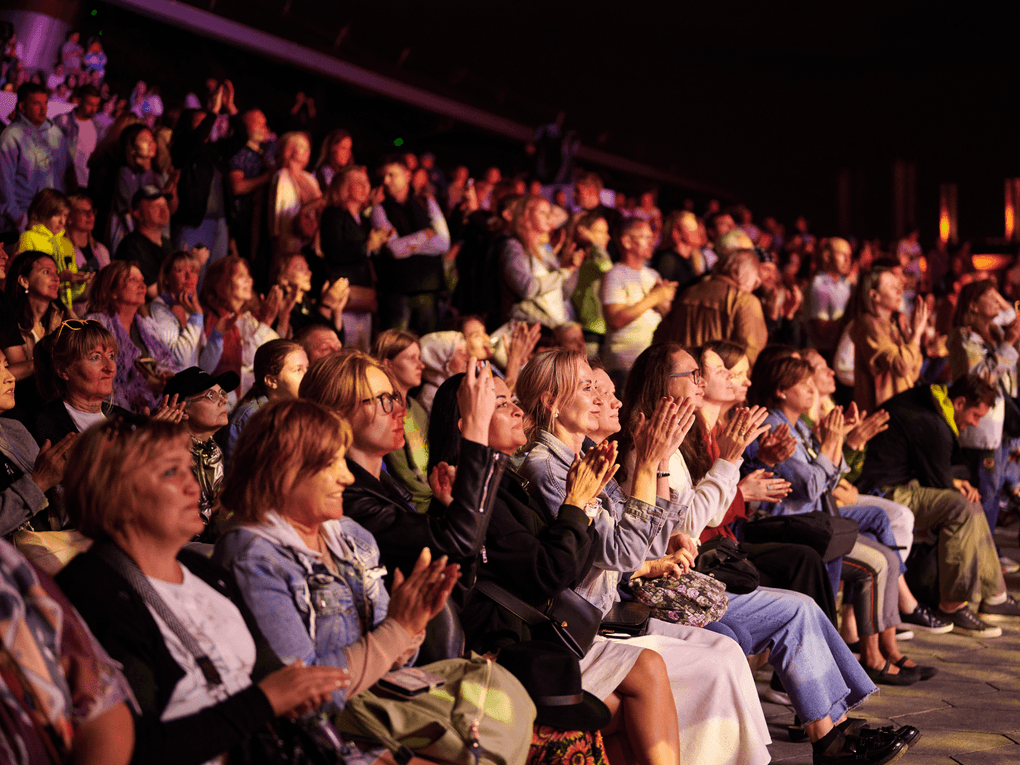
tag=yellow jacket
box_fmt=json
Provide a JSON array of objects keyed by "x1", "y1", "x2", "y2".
[{"x1": 18, "y1": 224, "x2": 81, "y2": 309}]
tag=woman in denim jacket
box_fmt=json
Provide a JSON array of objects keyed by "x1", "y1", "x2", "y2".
[
  {"x1": 214, "y1": 399, "x2": 465, "y2": 765},
  {"x1": 515, "y1": 348, "x2": 773, "y2": 765}
]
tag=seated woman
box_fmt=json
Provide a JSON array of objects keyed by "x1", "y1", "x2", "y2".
[
  {"x1": 514, "y1": 348, "x2": 773, "y2": 765},
  {"x1": 214, "y1": 399, "x2": 473, "y2": 765},
  {"x1": 429, "y1": 372, "x2": 683, "y2": 765},
  {"x1": 223, "y1": 339, "x2": 308, "y2": 470},
  {"x1": 32, "y1": 319, "x2": 130, "y2": 445},
  {"x1": 85, "y1": 262, "x2": 176, "y2": 412},
  {"x1": 55, "y1": 415, "x2": 350, "y2": 765},
  {"x1": 199, "y1": 255, "x2": 280, "y2": 403},
  {"x1": 613, "y1": 345, "x2": 918, "y2": 760},
  {"x1": 0, "y1": 349, "x2": 75, "y2": 537},
  {"x1": 372, "y1": 329, "x2": 431, "y2": 513},
  {"x1": 4, "y1": 251, "x2": 74, "y2": 419},
  {"x1": 752, "y1": 356, "x2": 935, "y2": 684},
  {"x1": 299, "y1": 351, "x2": 505, "y2": 601},
  {"x1": 149, "y1": 252, "x2": 207, "y2": 371},
  {"x1": 270, "y1": 252, "x2": 349, "y2": 340},
  {"x1": 1, "y1": 538, "x2": 134, "y2": 765}
]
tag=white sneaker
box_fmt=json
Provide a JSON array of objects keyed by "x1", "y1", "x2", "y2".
[{"x1": 1000, "y1": 556, "x2": 1020, "y2": 574}]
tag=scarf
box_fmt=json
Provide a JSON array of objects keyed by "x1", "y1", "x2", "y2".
[{"x1": 930, "y1": 384, "x2": 959, "y2": 438}]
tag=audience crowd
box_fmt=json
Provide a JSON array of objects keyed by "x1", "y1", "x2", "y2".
[{"x1": 3, "y1": 24, "x2": 1020, "y2": 765}]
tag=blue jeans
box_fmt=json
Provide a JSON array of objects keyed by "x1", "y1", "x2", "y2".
[
  {"x1": 721, "y1": 587, "x2": 877, "y2": 724},
  {"x1": 841, "y1": 504, "x2": 906, "y2": 575}
]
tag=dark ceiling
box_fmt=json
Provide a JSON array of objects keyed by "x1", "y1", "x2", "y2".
[{"x1": 91, "y1": 1, "x2": 1018, "y2": 240}]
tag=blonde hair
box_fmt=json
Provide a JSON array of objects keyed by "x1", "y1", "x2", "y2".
[
  {"x1": 218, "y1": 399, "x2": 352, "y2": 525},
  {"x1": 64, "y1": 416, "x2": 190, "y2": 540},
  {"x1": 514, "y1": 348, "x2": 588, "y2": 441},
  {"x1": 276, "y1": 131, "x2": 311, "y2": 167},
  {"x1": 299, "y1": 349, "x2": 399, "y2": 421}
]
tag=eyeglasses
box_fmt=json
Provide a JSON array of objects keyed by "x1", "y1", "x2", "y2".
[
  {"x1": 54, "y1": 319, "x2": 98, "y2": 343},
  {"x1": 361, "y1": 391, "x2": 403, "y2": 414},
  {"x1": 188, "y1": 388, "x2": 229, "y2": 404},
  {"x1": 670, "y1": 368, "x2": 703, "y2": 385}
]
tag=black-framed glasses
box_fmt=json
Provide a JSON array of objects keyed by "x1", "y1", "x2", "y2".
[
  {"x1": 361, "y1": 391, "x2": 403, "y2": 414},
  {"x1": 670, "y1": 368, "x2": 703, "y2": 385}
]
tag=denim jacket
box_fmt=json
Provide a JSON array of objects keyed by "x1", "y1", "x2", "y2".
[
  {"x1": 754, "y1": 409, "x2": 846, "y2": 516},
  {"x1": 518, "y1": 430, "x2": 688, "y2": 614},
  {"x1": 214, "y1": 511, "x2": 398, "y2": 711}
]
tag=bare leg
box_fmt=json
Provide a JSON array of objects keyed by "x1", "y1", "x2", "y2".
[
  {"x1": 860, "y1": 633, "x2": 902, "y2": 674},
  {"x1": 839, "y1": 603, "x2": 859, "y2": 644},
  {"x1": 605, "y1": 649, "x2": 681, "y2": 765},
  {"x1": 898, "y1": 575, "x2": 918, "y2": 614}
]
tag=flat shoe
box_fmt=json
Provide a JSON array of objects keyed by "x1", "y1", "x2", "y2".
[
  {"x1": 893, "y1": 656, "x2": 937, "y2": 681},
  {"x1": 841, "y1": 718, "x2": 922, "y2": 747},
  {"x1": 862, "y1": 659, "x2": 919, "y2": 686}
]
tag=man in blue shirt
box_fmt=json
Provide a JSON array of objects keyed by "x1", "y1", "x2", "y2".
[{"x1": 0, "y1": 83, "x2": 71, "y2": 231}]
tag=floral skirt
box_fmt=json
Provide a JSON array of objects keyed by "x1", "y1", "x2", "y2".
[{"x1": 527, "y1": 725, "x2": 609, "y2": 765}]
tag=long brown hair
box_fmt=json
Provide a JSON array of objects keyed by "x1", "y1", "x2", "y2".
[{"x1": 616, "y1": 342, "x2": 685, "y2": 479}]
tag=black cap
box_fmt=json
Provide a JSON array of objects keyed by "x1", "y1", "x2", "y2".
[
  {"x1": 130, "y1": 184, "x2": 170, "y2": 210},
  {"x1": 496, "y1": 641, "x2": 611, "y2": 731},
  {"x1": 0, "y1": 229, "x2": 20, "y2": 247},
  {"x1": 164, "y1": 366, "x2": 240, "y2": 400}
]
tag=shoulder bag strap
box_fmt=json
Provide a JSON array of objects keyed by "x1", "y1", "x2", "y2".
[
  {"x1": 472, "y1": 579, "x2": 550, "y2": 627},
  {"x1": 93, "y1": 542, "x2": 223, "y2": 687}
]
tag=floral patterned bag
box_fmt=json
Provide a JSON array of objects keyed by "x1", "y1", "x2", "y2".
[{"x1": 627, "y1": 570, "x2": 729, "y2": 627}]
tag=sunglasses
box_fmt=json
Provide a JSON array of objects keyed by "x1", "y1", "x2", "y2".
[{"x1": 54, "y1": 319, "x2": 100, "y2": 344}]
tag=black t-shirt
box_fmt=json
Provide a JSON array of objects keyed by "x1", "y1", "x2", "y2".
[{"x1": 115, "y1": 231, "x2": 170, "y2": 287}]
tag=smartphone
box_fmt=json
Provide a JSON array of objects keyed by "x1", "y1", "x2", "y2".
[{"x1": 376, "y1": 667, "x2": 447, "y2": 698}]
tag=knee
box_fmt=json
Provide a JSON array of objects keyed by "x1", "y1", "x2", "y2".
[{"x1": 630, "y1": 649, "x2": 669, "y2": 689}]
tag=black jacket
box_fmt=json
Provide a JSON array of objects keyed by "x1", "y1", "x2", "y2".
[
  {"x1": 57, "y1": 548, "x2": 282, "y2": 765},
  {"x1": 857, "y1": 384, "x2": 970, "y2": 494},
  {"x1": 343, "y1": 438, "x2": 506, "y2": 604},
  {"x1": 172, "y1": 112, "x2": 246, "y2": 228},
  {"x1": 460, "y1": 472, "x2": 597, "y2": 652},
  {"x1": 32, "y1": 398, "x2": 132, "y2": 446}
]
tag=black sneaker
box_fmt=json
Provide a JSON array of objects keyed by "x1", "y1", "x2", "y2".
[
  {"x1": 899, "y1": 603, "x2": 954, "y2": 634},
  {"x1": 936, "y1": 605, "x2": 1002, "y2": 638},
  {"x1": 978, "y1": 593, "x2": 1020, "y2": 622}
]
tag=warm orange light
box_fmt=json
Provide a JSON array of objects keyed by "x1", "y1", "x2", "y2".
[
  {"x1": 918, "y1": 256, "x2": 928, "y2": 273},
  {"x1": 939, "y1": 210, "x2": 950, "y2": 243},
  {"x1": 1007, "y1": 180, "x2": 1016, "y2": 241},
  {"x1": 971, "y1": 254, "x2": 1013, "y2": 271}
]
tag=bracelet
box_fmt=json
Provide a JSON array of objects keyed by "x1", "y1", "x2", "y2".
[{"x1": 656, "y1": 471, "x2": 670, "y2": 478}]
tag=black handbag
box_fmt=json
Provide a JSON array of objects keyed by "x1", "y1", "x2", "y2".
[
  {"x1": 473, "y1": 579, "x2": 602, "y2": 658},
  {"x1": 599, "y1": 600, "x2": 650, "y2": 637},
  {"x1": 1001, "y1": 383, "x2": 1020, "y2": 438},
  {"x1": 694, "y1": 536, "x2": 760, "y2": 594},
  {"x1": 742, "y1": 508, "x2": 858, "y2": 562}
]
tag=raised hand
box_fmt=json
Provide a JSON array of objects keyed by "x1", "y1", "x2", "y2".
[
  {"x1": 31, "y1": 433, "x2": 77, "y2": 492},
  {"x1": 845, "y1": 409, "x2": 890, "y2": 450},
  {"x1": 387, "y1": 548, "x2": 462, "y2": 636},
  {"x1": 757, "y1": 422, "x2": 796, "y2": 465},
  {"x1": 632, "y1": 397, "x2": 684, "y2": 470},
  {"x1": 456, "y1": 357, "x2": 496, "y2": 446},
  {"x1": 716, "y1": 406, "x2": 771, "y2": 463},
  {"x1": 151, "y1": 393, "x2": 188, "y2": 423},
  {"x1": 565, "y1": 439, "x2": 619, "y2": 510},
  {"x1": 428, "y1": 462, "x2": 457, "y2": 507}
]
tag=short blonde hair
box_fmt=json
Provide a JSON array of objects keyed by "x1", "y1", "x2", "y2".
[
  {"x1": 299, "y1": 349, "x2": 398, "y2": 421},
  {"x1": 218, "y1": 399, "x2": 352, "y2": 525},
  {"x1": 514, "y1": 348, "x2": 588, "y2": 441},
  {"x1": 64, "y1": 416, "x2": 190, "y2": 540}
]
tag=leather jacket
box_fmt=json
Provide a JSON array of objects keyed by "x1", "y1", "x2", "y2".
[{"x1": 343, "y1": 438, "x2": 507, "y2": 606}]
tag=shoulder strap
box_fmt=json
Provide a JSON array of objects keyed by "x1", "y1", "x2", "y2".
[
  {"x1": 93, "y1": 542, "x2": 223, "y2": 688},
  {"x1": 472, "y1": 579, "x2": 549, "y2": 627}
]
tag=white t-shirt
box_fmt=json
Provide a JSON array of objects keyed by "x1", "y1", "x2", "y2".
[
  {"x1": 147, "y1": 566, "x2": 256, "y2": 765},
  {"x1": 602, "y1": 263, "x2": 662, "y2": 371},
  {"x1": 64, "y1": 402, "x2": 107, "y2": 433},
  {"x1": 74, "y1": 116, "x2": 98, "y2": 187}
]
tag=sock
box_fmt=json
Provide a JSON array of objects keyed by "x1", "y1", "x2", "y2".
[
  {"x1": 812, "y1": 727, "x2": 844, "y2": 753},
  {"x1": 984, "y1": 592, "x2": 1007, "y2": 606}
]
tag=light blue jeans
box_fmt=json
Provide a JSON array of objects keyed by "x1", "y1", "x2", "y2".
[{"x1": 722, "y1": 587, "x2": 876, "y2": 724}]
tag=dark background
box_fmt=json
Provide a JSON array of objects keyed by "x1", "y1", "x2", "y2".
[{"x1": 85, "y1": 0, "x2": 1018, "y2": 243}]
